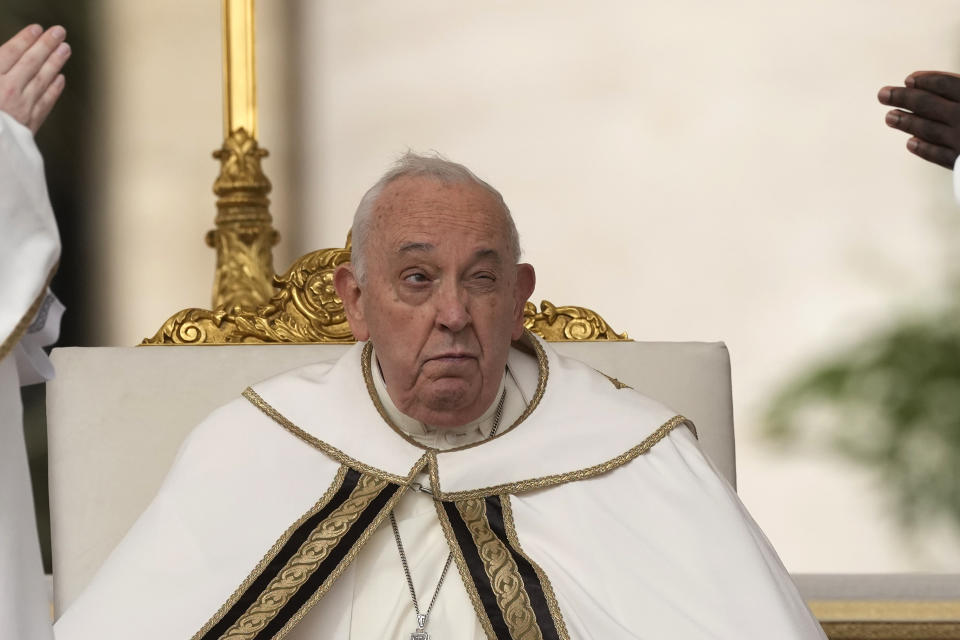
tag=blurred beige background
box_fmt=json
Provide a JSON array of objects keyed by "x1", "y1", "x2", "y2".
[{"x1": 91, "y1": 1, "x2": 960, "y2": 572}]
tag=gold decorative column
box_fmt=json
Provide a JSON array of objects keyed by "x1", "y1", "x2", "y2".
[{"x1": 207, "y1": 0, "x2": 279, "y2": 311}]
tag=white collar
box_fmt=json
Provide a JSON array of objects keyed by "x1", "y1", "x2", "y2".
[
  {"x1": 370, "y1": 350, "x2": 508, "y2": 449},
  {"x1": 249, "y1": 333, "x2": 685, "y2": 498}
]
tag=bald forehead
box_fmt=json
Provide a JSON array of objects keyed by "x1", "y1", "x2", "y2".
[
  {"x1": 369, "y1": 176, "x2": 512, "y2": 242},
  {"x1": 375, "y1": 175, "x2": 505, "y2": 216}
]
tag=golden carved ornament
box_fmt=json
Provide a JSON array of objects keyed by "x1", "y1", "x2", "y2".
[
  {"x1": 143, "y1": 238, "x2": 629, "y2": 345},
  {"x1": 143, "y1": 241, "x2": 352, "y2": 345},
  {"x1": 523, "y1": 300, "x2": 629, "y2": 341},
  {"x1": 206, "y1": 127, "x2": 279, "y2": 311}
]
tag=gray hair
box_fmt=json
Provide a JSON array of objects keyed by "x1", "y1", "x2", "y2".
[{"x1": 350, "y1": 151, "x2": 521, "y2": 282}]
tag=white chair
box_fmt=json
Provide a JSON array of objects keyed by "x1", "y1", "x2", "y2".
[{"x1": 46, "y1": 338, "x2": 734, "y2": 615}]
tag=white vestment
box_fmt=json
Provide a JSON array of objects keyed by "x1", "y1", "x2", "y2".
[
  {"x1": 55, "y1": 336, "x2": 825, "y2": 639},
  {"x1": 0, "y1": 109, "x2": 63, "y2": 640}
]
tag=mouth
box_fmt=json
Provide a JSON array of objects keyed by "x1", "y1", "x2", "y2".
[
  {"x1": 428, "y1": 352, "x2": 476, "y2": 362},
  {"x1": 424, "y1": 352, "x2": 478, "y2": 367}
]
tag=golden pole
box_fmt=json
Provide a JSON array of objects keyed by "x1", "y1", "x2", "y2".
[
  {"x1": 207, "y1": 0, "x2": 279, "y2": 311},
  {"x1": 221, "y1": 0, "x2": 257, "y2": 140}
]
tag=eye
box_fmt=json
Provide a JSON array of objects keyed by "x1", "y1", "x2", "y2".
[
  {"x1": 403, "y1": 271, "x2": 430, "y2": 284},
  {"x1": 467, "y1": 271, "x2": 497, "y2": 290}
]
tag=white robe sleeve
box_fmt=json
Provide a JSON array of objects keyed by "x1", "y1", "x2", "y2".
[
  {"x1": 0, "y1": 110, "x2": 60, "y2": 358},
  {"x1": 0, "y1": 109, "x2": 60, "y2": 640}
]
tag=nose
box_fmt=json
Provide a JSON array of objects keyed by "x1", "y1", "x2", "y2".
[{"x1": 435, "y1": 281, "x2": 471, "y2": 332}]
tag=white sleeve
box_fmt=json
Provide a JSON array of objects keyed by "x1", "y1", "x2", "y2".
[
  {"x1": 0, "y1": 110, "x2": 60, "y2": 360},
  {"x1": 0, "y1": 109, "x2": 61, "y2": 640}
]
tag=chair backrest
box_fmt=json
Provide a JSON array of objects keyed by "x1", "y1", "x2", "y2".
[{"x1": 46, "y1": 340, "x2": 733, "y2": 615}]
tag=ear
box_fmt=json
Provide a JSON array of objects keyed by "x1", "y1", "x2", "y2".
[
  {"x1": 334, "y1": 263, "x2": 370, "y2": 341},
  {"x1": 511, "y1": 263, "x2": 536, "y2": 341}
]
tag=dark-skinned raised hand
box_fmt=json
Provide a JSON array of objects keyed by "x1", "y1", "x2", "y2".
[{"x1": 878, "y1": 71, "x2": 960, "y2": 170}]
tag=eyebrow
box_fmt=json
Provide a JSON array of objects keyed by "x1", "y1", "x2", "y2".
[
  {"x1": 474, "y1": 248, "x2": 503, "y2": 264},
  {"x1": 398, "y1": 242, "x2": 434, "y2": 254},
  {"x1": 397, "y1": 243, "x2": 503, "y2": 264}
]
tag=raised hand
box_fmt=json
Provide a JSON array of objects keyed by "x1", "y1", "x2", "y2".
[
  {"x1": 878, "y1": 71, "x2": 960, "y2": 170},
  {"x1": 0, "y1": 24, "x2": 70, "y2": 134}
]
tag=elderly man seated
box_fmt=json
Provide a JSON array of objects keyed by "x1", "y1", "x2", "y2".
[{"x1": 53, "y1": 152, "x2": 826, "y2": 639}]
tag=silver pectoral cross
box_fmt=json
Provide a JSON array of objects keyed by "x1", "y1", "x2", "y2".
[{"x1": 410, "y1": 614, "x2": 429, "y2": 640}]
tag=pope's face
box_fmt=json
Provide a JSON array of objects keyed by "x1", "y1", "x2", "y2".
[{"x1": 335, "y1": 176, "x2": 535, "y2": 427}]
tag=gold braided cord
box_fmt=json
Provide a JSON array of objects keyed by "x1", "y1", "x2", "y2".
[
  {"x1": 241, "y1": 387, "x2": 420, "y2": 485},
  {"x1": 244, "y1": 359, "x2": 691, "y2": 501},
  {"x1": 434, "y1": 415, "x2": 691, "y2": 501},
  {"x1": 427, "y1": 450, "x2": 441, "y2": 506}
]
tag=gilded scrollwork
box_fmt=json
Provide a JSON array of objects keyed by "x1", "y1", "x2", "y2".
[
  {"x1": 143, "y1": 242, "x2": 354, "y2": 345},
  {"x1": 145, "y1": 235, "x2": 629, "y2": 345},
  {"x1": 143, "y1": 307, "x2": 234, "y2": 345},
  {"x1": 523, "y1": 300, "x2": 629, "y2": 341}
]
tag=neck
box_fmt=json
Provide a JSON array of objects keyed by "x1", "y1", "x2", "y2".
[
  {"x1": 371, "y1": 352, "x2": 522, "y2": 450},
  {"x1": 364, "y1": 343, "x2": 537, "y2": 450}
]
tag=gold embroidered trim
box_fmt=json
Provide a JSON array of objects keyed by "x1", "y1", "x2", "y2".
[
  {"x1": 360, "y1": 328, "x2": 550, "y2": 454},
  {"x1": 0, "y1": 261, "x2": 57, "y2": 362},
  {"x1": 191, "y1": 465, "x2": 350, "y2": 640},
  {"x1": 427, "y1": 449, "x2": 441, "y2": 501},
  {"x1": 596, "y1": 370, "x2": 632, "y2": 390},
  {"x1": 458, "y1": 499, "x2": 544, "y2": 640},
  {"x1": 433, "y1": 498, "x2": 498, "y2": 640},
  {"x1": 272, "y1": 474, "x2": 411, "y2": 639},
  {"x1": 244, "y1": 346, "x2": 691, "y2": 505},
  {"x1": 501, "y1": 495, "x2": 571, "y2": 640},
  {"x1": 218, "y1": 473, "x2": 389, "y2": 639},
  {"x1": 242, "y1": 387, "x2": 415, "y2": 485},
  {"x1": 435, "y1": 415, "x2": 691, "y2": 501}
]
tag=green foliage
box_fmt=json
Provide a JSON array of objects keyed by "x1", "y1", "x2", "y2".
[{"x1": 764, "y1": 307, "x2": 960, "y2": 531}]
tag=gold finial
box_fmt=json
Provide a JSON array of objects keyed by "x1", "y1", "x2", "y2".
[{"x1": 206, "y1": 0, "x2": 279, "y2": 311}]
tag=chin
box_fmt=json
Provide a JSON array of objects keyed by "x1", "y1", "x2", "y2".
[{"x1": 421, "y1": 386, "x2": 485, "y2": 427}]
